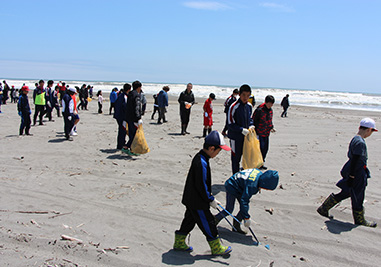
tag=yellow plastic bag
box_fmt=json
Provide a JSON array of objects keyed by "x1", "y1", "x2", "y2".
[
  {"x1": 87, "y1": 97, "x2": 92, "y2": 102},
  {"x1": 242, "y1": 128, "x2": 263, "y2": 169},
  {"x1": 131, "y1": 125, "x2": 150, "y2": 154}
]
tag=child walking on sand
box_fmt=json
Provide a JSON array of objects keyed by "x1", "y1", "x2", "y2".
[
  {"x1": 97, "y1": 90, "x2": 103, "y2": 114},
  {"x1": 317, "y1": 118, "x2": 378, "y2": 227},
  {"x1": 203, "y1": 93, "x2": 215, "y2": 137},
  {"x1": 17, "y1": 86, "x2": 32, "y2": 135},
  {"x1": 173, "y1": 131, "x2": 232, "y2": 255}
]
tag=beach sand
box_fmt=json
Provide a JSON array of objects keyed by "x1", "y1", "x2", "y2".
[{"x1": 0, "y1": 95, "x2": 380, "y2": 267}]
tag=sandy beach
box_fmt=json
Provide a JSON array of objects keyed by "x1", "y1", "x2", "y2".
[{"x1": 0, "y1": 94, "x2": 380, "y2": 267}]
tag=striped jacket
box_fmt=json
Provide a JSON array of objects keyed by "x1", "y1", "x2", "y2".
[{"x1": 227, "y1": 99, "x2": 254, "y2": 140}]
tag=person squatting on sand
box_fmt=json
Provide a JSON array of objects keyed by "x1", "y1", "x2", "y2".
[
  {"x1": 178, "y1": 83, "x2": 195, "y2": 135},
  {"x1": 227, "y1": 84, "x2": 254, "y2": 174},
  {"x1": 222, "y1": 89, "x2": 239, "y2": 136},
  {"x1": 17, "y1": 86, "x2": 32, "y2": 136},
  {"x1": 124, "y1": 81, "x2": 143, "y2": 155},
  {"x1": 214, "y1": 168, "x2": 279, "y2": 234},
  {"x1": 253, "y1": 95, "x2": 276, "y2": 170},
  {"x1": 317, "y1": 118, "x2": 378, "y2": 227},
  {"x1": 62, "y1": 88, "x2": 77, "y2": 141},
  {"x1": 33, "y1": 80, "x2": 46, "y2": 126},
  {"x1": 203, "y1": 93, "x2": 215, "y2": 137},
  {"x1": 114, "y1": 84, "x2": 131, "y2": 150},
  {"x1": 174, "y1": 131, "x2": 232, "y2": 255},
  {"x1": 157, "y1": 86, "x2": 169, "y2": 124}
]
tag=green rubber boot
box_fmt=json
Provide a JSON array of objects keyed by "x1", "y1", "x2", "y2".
[
  {"x1": 208, "y1": 237, "x2": 232, "y2": 255},
  {"x1": 173, "y1": 231, "x2": 193, "y2": 252},
  {"x1": 353, "y1": 209, "x2": 377, "y2": 228},
  {"x1": 317, "y1": 193, "x2": 339, "y2": 219}
]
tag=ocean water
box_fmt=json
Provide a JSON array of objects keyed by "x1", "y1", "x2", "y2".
[{"x1": 2, "y1": 78, "x2": 380, "y2": 112}]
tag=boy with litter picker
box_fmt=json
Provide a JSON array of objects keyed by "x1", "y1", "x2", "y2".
[
  {"x1": 214, "y1": 168, "x2": 279, "y2": 234},
  {"x1": 174, "y1": 131, "x2": 232, "y2": 255},
  {"x1": 18, "y1": 86, "x2": 32, "y2": 136},
  {"x1": 317, "y1": 118, "x2": 377, "y2": 227}
]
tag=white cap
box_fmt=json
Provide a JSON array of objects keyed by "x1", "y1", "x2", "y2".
[
  {"x1": 360, "y1": 118, "x2": 378, "y2": 132},
  {"x1": 68, "y1": 87, "x2": 76, "y2": 93}
]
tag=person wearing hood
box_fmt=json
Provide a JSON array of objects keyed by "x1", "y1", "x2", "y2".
[
  {"x1": 109, "y1": 87, "x2": 118, "y2": 115},
  {"x1": 214, "y1": 168, "x2": 279, "y2": 234}
]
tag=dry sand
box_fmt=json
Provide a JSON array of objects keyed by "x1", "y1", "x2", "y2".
[{"x1": 0, "y1": 95, "x2": 380, "y2": 267}]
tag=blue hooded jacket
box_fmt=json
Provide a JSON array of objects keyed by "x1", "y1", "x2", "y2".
[
  {"x1": 225, "y1": 169, "x2": 279, "y2": 219},
  {"x1": 157, "y1": 90, "x2": 168, "y2": 108},
  {"x1": 110, "y1": 90, "x2": 118, "y2": 103}
]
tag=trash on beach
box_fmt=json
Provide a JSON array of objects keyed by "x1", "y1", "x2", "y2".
[
  {"x1": 291, "y1": 172, "x2": 295, "y2": 176},
  {"x1": 61, "y1": 234, "x2": 83, "y2": 244},
  {"x1": 265, "y1": 208, "x2": 274, "y2": 215},
  {"x1": 265, "y1": 244, "x2": 270, "y2": 250}
]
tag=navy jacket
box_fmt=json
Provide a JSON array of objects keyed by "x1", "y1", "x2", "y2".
[
  {"x1": 113, "y1": 92, "x2": 128, "y2": 122},
  {"x1": 18, "y1": 94, "x2": 31, "y2": 114},
  {"x1": 126, "y1": 90, "x2": 142, "y2": 122},
  {"x1": 227, "y1": 99, "x2": 253, "y2": 140},
  {"x1": 182, "y1": 150, "x2": 215, "y2": 210},
  {"x1": 157, "y1": 90, "x2": 168, "y2": 108}
]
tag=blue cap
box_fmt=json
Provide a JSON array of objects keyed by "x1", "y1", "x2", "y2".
[{"x1": 205, "y1": 131, "x2": 231, "y2": 151}]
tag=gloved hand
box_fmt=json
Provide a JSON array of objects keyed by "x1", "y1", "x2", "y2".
[
  {"x1": 204, "y1": 112, "x2": 208, "y2": 117},
  {"x1": 271, "y1": 128, "x2": 276, "y2": 133},
  {"x1": 242, "y1": 128, "x2": 249, "y2": 136},
  {"x1": 122, "y1": 121, "x2": 127, "y2": 130},
  {"x1": 244, "y1": 218, "x2": 251, "y2": 228},
  {"x1": 347, "y1": 175, "x2": 355, "y2": 187},
  {"x1": 134, "y1": 119, "x2": 143, "y2": 128},
  {"x1": 210, "y1": 199, "x2": 221, "y2": 209},
  {"x1": 18, "y1": 111, "x2": 22, "y2": 117},
  {"x1": 249, "y1": 125, "x2": 255, "y2": 130},
  {"x1": 68, "y1": 116, "x2": 72, "y2": 121}
]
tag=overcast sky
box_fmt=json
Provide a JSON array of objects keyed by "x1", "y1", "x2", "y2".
[{"x1": 1, "y1": 0, "x2": 380, "y2": 93}]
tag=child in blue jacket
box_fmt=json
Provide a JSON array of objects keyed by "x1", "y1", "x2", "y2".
[{"x1": 215, "y1": 168, "x2": 279, "y2": 234}]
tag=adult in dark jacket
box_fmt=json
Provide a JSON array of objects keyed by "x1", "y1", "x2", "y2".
[
  {"x1": 317, "y1": 118, "x2": 377, "y2": 227},
  {"x1": 178, "y1": 83, "x2": 195, "y2": 135},
  {"x1": 114, "y1": 84, "x2": 131, "y2": 149},
  {"x1": 280, "y1": 94, "x2": 290, "y2": 117},
  {"x1": 227, "y1": 84, "x2": 254, "y2": 174},
  {"x1": 18, "y1": 86, "x2": 32, "y2": 135},
  {"x1": 2, "y1": 80, "x2": 10, "y2": 104},
  {"x1": 174, "y1": 131, "x2": 232, "y2": 255},
  {"x1": 157, "y1": 86, "x2": 169, "y2": 124},
  {"x1": 253, "y1": 95, "x2": 275, "y2": 168},
  {"x1": 45, "y1": 80, "x2": 55, "y2": 121},
  {"x1": 125, "y1": 81, "x2": 143, "y2": 154}
]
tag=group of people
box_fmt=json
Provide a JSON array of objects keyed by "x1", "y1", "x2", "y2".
[{"x1": 5, "y1": 80, "x2": 97, "y2": 141}]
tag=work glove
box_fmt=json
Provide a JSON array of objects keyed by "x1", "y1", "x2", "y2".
[
  {"x1": 244, "y1": 218, "x2": 251, "y2": 228},
  {"x1": 134, "y1": 119, "x2": 143, "y2": 128},
  {"x1": 68, "y1": 116, "x2": 72, "y2": 121},
  {"x1": 210, "y1": 199, "x2": 221, "y2": 210},
  {"x1": 249, "y1": 125, "x2": 255, "y2": 131},
  {"x1": 204, "y1": 112, "x2": 208, "y2": 117},
  {"x1": 122, "y1": 121, "x2": 127, "y2": 130},
  {"x1": 347, "y1": 175, "x2": 355, "y2": 187},
  {"x1": 242, "y1": 128, "x2": 249, "y2": 136},
  {"x1": 18, "y1": 111, "x2": 22, "y2": 117}
]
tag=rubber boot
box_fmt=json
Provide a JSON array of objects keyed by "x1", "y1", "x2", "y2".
[
  {"x1": 19, "y1": 128, "x2": 23, "y2": 136},
  {"x1": 184, "y1": 123, "x2": 190, "y2": 134},
  {"x1": 233, "y1": 219, "x2": 247, "y2": 234},
  {"x1": 173, "y1": 231, "x2": 193, "y2": 252},
  {"x1": 317, "y1": 193, "x2": 339, "y2": 219},
  {"x1": 208, "y1": 128, "x2": 212, "y2": 135},
  {"x1": 181, "y1": 125, "x2": 186, "y2": 135},
  {"x1": 353, "y1": 209, "x2": 377, "y2": 228},
  {"x1": 203, "y1": 128, "x2": 207, "y2": 137},
  {"x1": 208, "y1": 237, "x2": 232, "y2": 255}
]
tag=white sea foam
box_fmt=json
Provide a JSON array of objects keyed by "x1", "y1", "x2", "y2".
[{"x1": 2, "y1": 78, "x2": 380, "y2": 112}]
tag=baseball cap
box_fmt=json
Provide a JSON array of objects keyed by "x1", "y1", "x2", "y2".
[
  {"x1": 68, "y1": 87, "x2": 77, "y2": 93},
  {"x1": 21, "y1": 86, "x2": 30, "y2": 91},
  {"x1": 360, "y1": 118, "x2": 378, "y2": 132},
  {"x1": 205, "y1": 130, "x2": 231, "y2": 151}
]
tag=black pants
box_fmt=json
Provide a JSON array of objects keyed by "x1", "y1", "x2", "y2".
[
  {"x1": 20, "y1": 113, "x2": 31, "y2": 135},
  {"x1": 45, "y1": 105, "x2": 53, "y2": 121},
  {"x1": 33, "y1": 105, "x2": 45, "y2": 125},
  {"x1": 258, "y1": 135, "x2": 269, "y2": 161},
  {"x1": 180, "y1": 109, "x2": 191, "y2": 124},
  {"x1": 158, "y1": 107, "x2": 166, "y2": 122},
  {"x1": 98, "y1": 102, "x2": 103, "y2": 113},
  {"x1": 116, "y1": 120, "x2": 127, "y2": 149},
  {"x1": 281, "y1": 106, "x2": 288, "y2": 117},
  {"x1": 151, "y1": 106, "x2": 159, "y2": 119},
  {"x1": 178, "y1": 208, "x2": 218, "y2": 241},
  {"x1": 230, "y1": 137, "x2": 244, "y2": 174},
  {"x1": 63, "y1": 115, "x2": 74, "y2": 139},
  {"x1": 109, "y1": 102, "x2": 115, "y2": 115},
  {"x1": 126, "y1": 121, "x2": 137, "y2": 149}
]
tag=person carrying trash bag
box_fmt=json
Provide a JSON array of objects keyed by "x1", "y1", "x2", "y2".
[
  {"x1": 317, "y1": 118, "x2": 378, "y2": 227},
  {"x1": 214, "y1": 168, "x2": 279, "y2": 234},
  {"x1": 173, "y1": 131, "x2": 232, "y2": 255}
]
